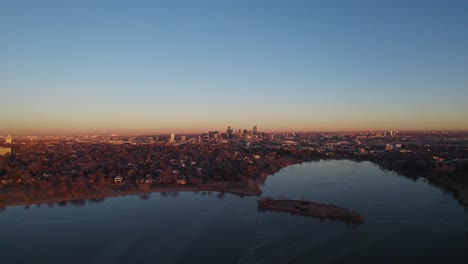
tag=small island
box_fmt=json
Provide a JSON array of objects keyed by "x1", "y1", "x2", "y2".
[{"x1": 258, "y1": 197, "x2": 365, "y2": 223}]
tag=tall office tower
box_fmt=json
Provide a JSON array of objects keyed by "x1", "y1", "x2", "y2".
[
  {"x1": 253, "y1": 126, "x2": 258, "y2": 135},
  {"x1": 237, "y1": 129, "x2": 243, "y2": 137},
  {"x1": 170, "y1": 133, "x2": 175, "y2": 143},
  {"x1": 227, "y1": 126, "x2": 232, "y2": 139},
  {"x1": 5, "y1": 134, "x2": 12, "y2": 144}
]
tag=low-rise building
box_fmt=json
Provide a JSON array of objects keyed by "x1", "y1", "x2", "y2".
[
  {"x1": 0, "y1": 147, "x2": 12, "y2": 156},
  {"x1": 114, "y1": 176, "x2": 124, "y2": 183}
]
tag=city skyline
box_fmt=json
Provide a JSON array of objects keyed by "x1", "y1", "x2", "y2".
[
  {"x1": 2, "y1": 120, "x2": 468, "y2": 136},
  {"x1": 2, "y1": 0, "x2": 468, "y2": 135},
  {"x1": 2, "y1": 2, "x2": 468, "y2": 262},
  {"x1": 2, "y1": 126, "x2": 467, "y2": 138}
]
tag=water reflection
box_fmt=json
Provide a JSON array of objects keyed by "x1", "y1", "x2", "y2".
[
  {"x1": 88, "y1": 197, "x2": 106, "y2": 204},
  {"x1": 57, "y1": 200, "x2": 68, "y2": 207},
  {"x1": 365, "y1": 160, "x2": 468, "y2": 209},
  {"x1": 70, "y1": 199, "x2": 86, "y2": 207},
  {"x1": 1, "y1": 160, "x2": 467, "y2": 264},
  {"x1": 19, "y1": 197, "x2": 109, "y2": 210},
  {"x1": 160, "y1": 191, "x2": 179, "y2": 198},
  {"x1": 139, "y1": 193, "x2": 151, "y2": 200},
  {"x1": 4, "y1": 159, "x2": 467, "y2": 213},
  {"x1": 257, "y1": 205, "x2": 364, "y2": 229},
  {"x1": 216, "y1": 192, "x2": 225, "y2": 199}
]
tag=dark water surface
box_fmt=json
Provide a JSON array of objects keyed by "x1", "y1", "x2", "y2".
[{"x1": 1, "y1": 160, "x2": 467, "y2": 263}]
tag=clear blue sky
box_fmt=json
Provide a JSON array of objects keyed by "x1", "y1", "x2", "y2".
[{"x1": 1, "y1": 0, "x2": 468, "y2": 135}]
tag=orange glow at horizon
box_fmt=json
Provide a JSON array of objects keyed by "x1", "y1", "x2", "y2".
[{"x1": 2, "y1": 113, "x2": 467, "y2": 136}]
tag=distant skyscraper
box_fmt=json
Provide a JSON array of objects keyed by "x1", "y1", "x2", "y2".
[
  {"x1": 253, "y1": 126, "x2": 258, "y2": 135},
  {"x1": 214, "y1": 131, "x2": 221, "y2": 140},
  {"x1": 170, "y1": 133, "x2": 175, "y2": 143},
  {"x1": 5, "y1": 134, "x2": 12, "y2": 144}
]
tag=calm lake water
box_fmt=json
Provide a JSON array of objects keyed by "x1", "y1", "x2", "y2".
[{"x1": 1, "y1": 160, "x2": 467, "y2": 264}]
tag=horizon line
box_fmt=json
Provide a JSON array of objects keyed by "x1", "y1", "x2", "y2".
[{"x1": 3, "y1": 129, "x2": 468, "y2": 137}]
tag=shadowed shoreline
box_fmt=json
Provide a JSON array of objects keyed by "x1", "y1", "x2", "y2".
[
  {"x1": 0, "y1": 157, "x2": 308, "y2": 208},
  {"x1": 2, "y1": 157, "x2": 468, "y2": 210}
]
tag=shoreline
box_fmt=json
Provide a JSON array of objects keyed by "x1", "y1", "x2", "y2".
[
  {"x1": 0, "y1": 157, "x2": 312, "y2": 208},
  {"x1": 0, "y1": 181, "x2": 263, "y2": 208},
  {"x1": 2, "y1": 157, "x2": 467, "y2": 209}
]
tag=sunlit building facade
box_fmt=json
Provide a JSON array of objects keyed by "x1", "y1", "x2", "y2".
[{"x1": 0, "y1": 147, "x2": 11, "y2": 156}]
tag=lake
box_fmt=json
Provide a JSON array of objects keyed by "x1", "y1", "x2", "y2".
[{"x1": 1, "y1": 160, "x2": 467, "y2": 263}]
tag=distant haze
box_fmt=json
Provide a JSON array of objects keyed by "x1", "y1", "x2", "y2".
[{"x1": 1, "y1": 1, "x2": 468, "y2": 135}]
